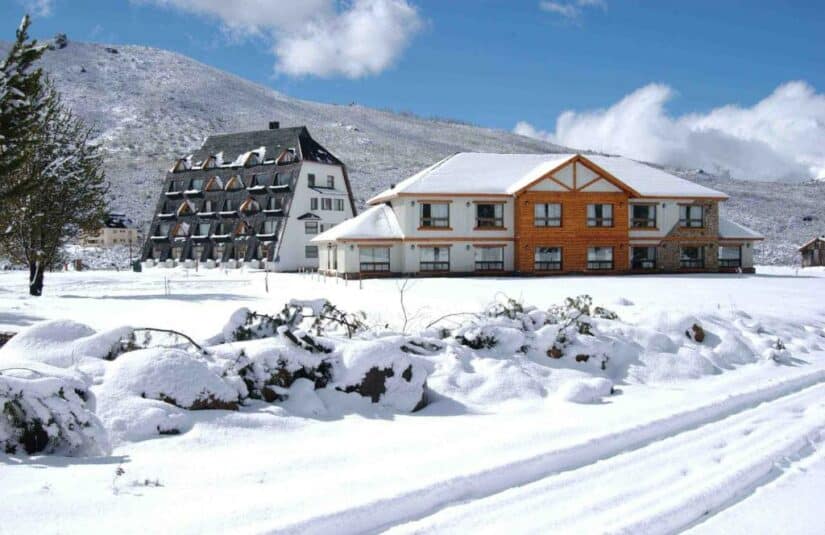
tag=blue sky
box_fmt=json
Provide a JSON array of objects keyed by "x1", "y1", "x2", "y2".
[{"x1": 3, "y1": 0, "x2": 825, "y2": 179}]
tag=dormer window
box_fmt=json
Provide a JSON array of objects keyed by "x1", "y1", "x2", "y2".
[
  {"x1": 225, "y1": 175, "x2": 243, "y2": 191},
  {"x1": 155, "y1": 222, "x2": 172, "y2": 237},
  {"x1": 189, "y1": 178, "x2": 205, "y2": 191},
  {"x1": 244, "y1": 152, "x2": 260, "y2": 167},
  {"x1": 221, "y1": 199, "x2": 236, "y2": 213},
  {"x1": 240, "y1": 197, "x2": 260, "y2": 215},
  {"x1": 202, "y1": 199, "x2": 216, "y2": 213},
  {"x1": 205, "y1": 176, "x2": 223, "y2": 192},
  {"x1": 262, "y1": 219, "x2": 278, "y2": 234},
  {"x1": 277, "y1": 148, "x2": 296, "y2": 164},
  {"x1": 203, "y1": 155, "x2": 218, "y2": 169},
  {"x1": 249, "y1": 174, "x2": 266, "y2": 188},
  {"x1": 161, "y1": 200, "x2": 176, "y2": 214},
  {"x1": 177, "y1": 200, "x2": 196, "y2": 216},
  {"x1": 167, "y1": 181, "x2": 180, "y2": 193},
  {"x1": 196, "y1": 222, "x2": 211, "y2": 236},
  {"x1": 172, "y1": 222, "x2": 190, "y2": 238}
]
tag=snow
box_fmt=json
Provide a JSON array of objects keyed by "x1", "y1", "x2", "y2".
[
  {"x1": 369, "y1": 152, "x2": 729, "y2": 201},
  {"x1": 312, "y1": 203, "x2": 404, "y2": 242},
  {"x1": 719, "y1": 216, "x2": 764, "y2": 240},
  {"x1": 1, "y1": 267, "x2": 825, "y2": 533}
]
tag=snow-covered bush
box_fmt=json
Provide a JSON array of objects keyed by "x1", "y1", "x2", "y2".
[
  {"x1": 0, "y1": 366, "x2": 109, "y2": 456},
  {"x1": 557, "y1": 377, "x2": 614, "y2": 404}
]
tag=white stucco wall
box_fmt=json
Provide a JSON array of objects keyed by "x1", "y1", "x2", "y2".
[
  {"x1": 274, "y1": 161, "x2": 355, "y2": 271},
  {"x1": 391, "y1": 197, "x2": 514, "y2": 241}
]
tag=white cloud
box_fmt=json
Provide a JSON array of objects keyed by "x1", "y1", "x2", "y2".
[
  {"x1": 17, "y1": 0, "x2": 54, "y2": 17},
  {"x1": 539, "y1": 0, "x2": 606, "y2": 20},
  {"x1": 135, "y1": 0, "x2": 423, "y2": 78},
  {"x1": 514, "y1": 82, "x2": 825, "y2": 181}
]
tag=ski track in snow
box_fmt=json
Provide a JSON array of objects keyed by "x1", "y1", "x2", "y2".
[{"x1": 272, "y1": 371, "x2": 825, "y2": 534}]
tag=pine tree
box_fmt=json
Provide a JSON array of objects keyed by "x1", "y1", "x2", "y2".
[
  {"x1": 0, "y1": 15, "x2": 48, "y2": 209},
  {"x1": 0, "y1": 81, "x2": 108, "y2": 296}
]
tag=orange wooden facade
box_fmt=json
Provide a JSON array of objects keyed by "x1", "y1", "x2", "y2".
[{"x1": 513, "y1": 157, "x2": 634, "y2": 274}]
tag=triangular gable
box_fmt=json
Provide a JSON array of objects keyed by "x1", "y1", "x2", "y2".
[
  {"x1": 225, "y1": 175, "x2": 243, "y2": 190},
  {"x1": 205, "y1": 176, "x2": 223, "y2": 191},
  {"x1": 579, "y1": 178, "x2": 622, "y2": 193},
  {"x1": 239, "y1": 197, "x2": 260, "y2": 214},
  {"x1": 517, "y1": 155, "x2": 642, "y2": 197}
]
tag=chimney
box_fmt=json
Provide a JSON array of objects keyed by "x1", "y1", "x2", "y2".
[{"x1": 269, "y1": 121, "x2": 280, "y2": 130}]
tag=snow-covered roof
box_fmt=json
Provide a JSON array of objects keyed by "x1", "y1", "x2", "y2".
[
  {"x1": 719, "y1": 216, "x2": 763, "y2": 240},
  {"x1": 798, "y1": 236, "x2": 825, "y2": 250},
  {"x1": 312, "y1": 205, "x2": 404, "y2": 243},
  {"x1": 368, "y1": 153, "x2": 728, "y2": 202}
]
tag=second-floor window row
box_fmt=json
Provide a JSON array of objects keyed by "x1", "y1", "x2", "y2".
[
  {"x1": 476, "y1": 203, "x2": 504, "y2": 228},
  {"x1": 680, "y1": 205, "x2": 705, "y2": 228},
  {"x1": 587, "y1": 204, "x2": 614, "y2": 227}
]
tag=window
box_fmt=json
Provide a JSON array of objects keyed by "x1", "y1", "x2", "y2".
[
  {"x1": 631, "y1": 205, "x2": 657, "y2": 228},
  {"x1": 475, "y1": 247, "x2": 504, "y2": 271},
  {"x1": 680, "y1": 246, "x2": 705, "y2": 268},
  {"x1": 587, "y1": 247, "x2": 614, "y2": 270},
  {"x1": 262, "y1": 219, "x2": 278, "y2": 234},
  {"x1": 172, "y1": 222, "x2": 190, "y2": 238},
  {"x1": 212, "y1": 242, "x2": 226, "y2": 260},
  {"x1": 679, "y1": 205, "x2": 704, "y2": 228},
  {"x1": 167, "y1": 181, "x2": 180, "y2": 193},
  {"x1": 310, "y1": 198, "x2": 318, "y2": 211},
  {"x1": 221, "y1": 199, "x2": 236, "y2": 212},
  {"x1": 322, "y1": 198, "x2": 332, "y2": 211},
  {"x1": 249, "y1": 174, "x2": 266, "y2": 187},
  {"x1": 327, "y1": 175, "x2": 335, "y2": 188},
  {"x1": 534, "y1": 203, "x2": 562, "y2": 227},
  {"x1": 359, "y1": 247, "x2": 390, "y2": 272},
  {"x1": 305, "y1": 245, "x2": 318, "y2": 259},
  {"x1": 196, "y1": 222, "x2": 211, "y2": 236},
  {"x1": 631, "y1": 247, "x2": 656, "y2": 270},
  {"x1": 305, "y1": 221, "x2": 319, "y2": 234},
  {"x1": 202, "y1": 199, "x2": 216, "y2": 213},
  {"x1": 161, "y1": 200, "x2": 176, "y2": 214},
  {"x1": 266, "y1": 197, "x2": 282, "y2": 211},
  {"x1": 420, "y1": 246, "x2": 449, "y2": 271},
  {"x1": 335, "y1": 199, "x2": 345, "y2": 211},
  {"x1": 420, "y1": 203, "x2": 450, "y2": 228},
  {"x1": 308, "y1": 174, "x2": 316, "y2": 187},
  {"x1": 719, "y1": 246, "x2": 741, "y2": 268},
  {"x1": 587, "y1": 204, "x2": 614, "y2": 227},
  {"x1": 217, "y1": 221, "x2": 234, "y2": 235},
  {"x1": 155, "y1": 222, "x2": 172, "y2": 237},
  {"x1": 534, "y1": 247, "x2": 562, "y2": 271},
  {"x1": 476, "y1": 203, "x2": 504, "y2": 228},
  {"x1": 189, "y1": 178, "x2": 204, "y2": 191},
  {"x1": 205, "y1": 176, "x2": 222, "y2": 191},
  {"x1": 203, "y1": 156, "x2": 217, "y2": 169}
]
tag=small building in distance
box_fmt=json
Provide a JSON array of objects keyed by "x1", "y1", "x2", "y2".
[
  {"x1": 82, "y1": 212, "x2": 139, "y2": 248},
  {"x1": 799, "y1": 236, "x2": 825, "y2": 267},
  {"x1": 140, "y1": 122, "x2": 356, "y2": 270}
]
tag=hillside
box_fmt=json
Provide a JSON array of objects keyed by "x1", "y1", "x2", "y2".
[{"x1": 4, "y1": 38, "x2": 823, "y2": 264}]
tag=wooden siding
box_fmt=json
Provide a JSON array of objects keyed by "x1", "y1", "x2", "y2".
[{"x1": 514, "y1": 190, "x2": 630, "y2": 273}]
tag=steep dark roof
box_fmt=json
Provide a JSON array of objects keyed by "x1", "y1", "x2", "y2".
[{"x1": 191, "y1": 126, "x2": 342, "y2": 166}]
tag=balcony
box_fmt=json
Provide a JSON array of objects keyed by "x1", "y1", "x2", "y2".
[
  {"x1": 719, "y1": 259, "x2": 741, "y2": 268},
  {"x1": 632, "y1": 259, "x2": 656, "y2": 270}
]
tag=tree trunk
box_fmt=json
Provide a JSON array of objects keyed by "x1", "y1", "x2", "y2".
[{"x1": 29, "y1": 261, "x2": 44, "y2": 296}]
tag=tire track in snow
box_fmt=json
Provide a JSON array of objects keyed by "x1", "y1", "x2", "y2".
[
  {"x1": 270, "y1": 369, "x2": 825, "y2": 535},
  {"x1": 386, "y1": 381, "x2": 825, "y2": 534}
]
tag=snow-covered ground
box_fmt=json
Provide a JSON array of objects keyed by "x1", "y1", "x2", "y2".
[{"x1": 2, "y1": 267, "x2": 825, "y2": 534}]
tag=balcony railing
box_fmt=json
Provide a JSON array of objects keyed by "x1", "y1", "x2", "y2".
[
  {"x1": 360, "y1": 262, "x2": 390, "y2": 272},
  {"x1": 680, "y1": 259, "x2": 705, "y2": 268},
  {"x1": 535, "y1": 261, "x2": 562, "y2": 271},
  {"x1": 476, "y1": 218, "x2": 504, "y2": 228},
  {"x1": 535, "y1": 218, "x2": 562, "y2": 227},
  {"x1": 631, "y1": 218, "x2": 656, "y2": 228},
  {"x1": 420, "y1": 261, "x2": 449, "y2": 272},
  {"x1": 420, "y1": 218, "x2": 450, "y2": 228},
  {"x1": 587, "y1": 218, "x2": 613, "y2": 227},
  {"x1": 679, "y1": 218, "x2": 704, "y2": 228},
  {"x1": 587, "y1": 260, "x2": 614, "y2": 270},
  {"x1": 719, "y1": 259, "x2": 741, "y2": 268},
  {"x1": 475, "y1": 261, "x2": 504, "y2": 271},
  {"x1": 632, "y1": 259, "x2": 656, "y2": 270}
]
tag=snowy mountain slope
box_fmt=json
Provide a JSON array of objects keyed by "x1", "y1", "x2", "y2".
[{"x1": 2, "y1": 39, "x2": 823, "y2": 263}]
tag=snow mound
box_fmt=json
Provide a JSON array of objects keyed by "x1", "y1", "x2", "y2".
[
  {"x1": 557, "y1": 377, "x2": 614, "y2": 404},
  {"x1": 0, "y1": 365, "x2": 109, "y2": 456},
  {"x1": 0, "y1": 319, "x2": 131, "y2": 368}
]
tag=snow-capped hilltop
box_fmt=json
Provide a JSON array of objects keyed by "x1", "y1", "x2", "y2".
[{"x1": 1, "y1": 38, "x2": 822, "y2": 264}]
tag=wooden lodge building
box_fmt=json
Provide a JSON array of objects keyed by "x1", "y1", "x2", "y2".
[
  {"x1": 799, "y1": 236, "x2": 825, "y2": 267},
  {"x1": 312, "y1": 153, "x2": 763, "y2": 277},
  {"x1": 141, "y1": 123, "x2": 356, "y2": 270}
]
